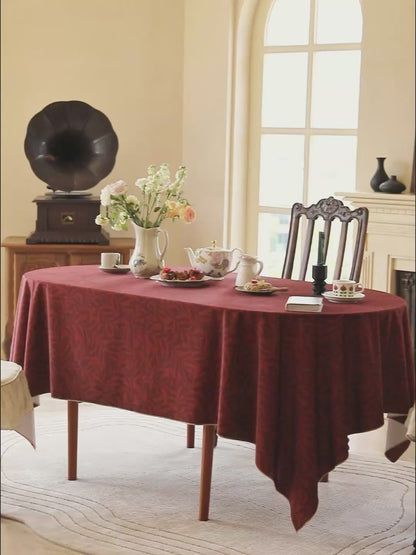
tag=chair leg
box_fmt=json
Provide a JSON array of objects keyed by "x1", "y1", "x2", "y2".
[
  {"x1": 320, "y1": 473, "x2": 329, "y2": 482},
  {"x1": 199, "y1": 424, "x2": 216, "y2": 521},
  {"x1": 187, "y1": 424, "x2": 195, "y2": 448},
  {"x1": 67, "y1": 401, "x2": 79, "y2": 480}
]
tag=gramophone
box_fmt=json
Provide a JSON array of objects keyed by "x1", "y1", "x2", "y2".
[{"x1": 24, "y1": 100, "x2": 119, "y2": 244}]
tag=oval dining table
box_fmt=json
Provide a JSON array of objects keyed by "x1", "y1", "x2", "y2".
[{"x1": 10, "y1": 265, "x2": 415, "y2": 531}]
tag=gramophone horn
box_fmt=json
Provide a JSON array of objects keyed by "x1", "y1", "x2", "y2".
[{"x1": 24, "y1": 100, "x2": 118, "y2": 192}]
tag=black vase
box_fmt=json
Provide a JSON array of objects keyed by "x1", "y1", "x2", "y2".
[
  {"x1": 379, "y1": 175, "x2": 406, "y2": 194},
  {"x1": 370, "y1": 157, "x2": 389, "y2": 192}
]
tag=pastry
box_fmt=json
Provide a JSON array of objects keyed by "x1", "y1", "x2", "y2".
[
  {"x1": 243, "y1": 279, "x2": 274, "y2": 292},
  {"x1": 160, "y1": 267, "x2": 204, "y2": 281}
]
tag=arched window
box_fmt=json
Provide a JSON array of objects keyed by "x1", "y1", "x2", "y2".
[{"x1": 247, "y1": 0, "x2": 362, "y2": 277}]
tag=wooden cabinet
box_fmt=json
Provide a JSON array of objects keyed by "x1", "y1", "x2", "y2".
[{"x1": 1, "y1": 236, "x2": 134, "y2": 358}]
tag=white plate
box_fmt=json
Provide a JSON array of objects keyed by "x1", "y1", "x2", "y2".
[
  {"x1": 235, "y1": 285, "x2": 279, "y2": 295},
  {"x1": 150, "y1": 275, "x2": 211, "y2": 287},
  {"x1": 322, "y1": 291, "x2": 365, "y2": 303},
  {"x1": 99, "y1": 265, "x2": 130, "y2": 274}
]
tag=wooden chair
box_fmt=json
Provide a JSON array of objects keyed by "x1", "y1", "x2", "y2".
[
  {"x1": 282, "y1": 197, "x2": 368, "y2": 482},
  {"x1": 282, "y1": 196, "x2": 368, "y2": 282}
]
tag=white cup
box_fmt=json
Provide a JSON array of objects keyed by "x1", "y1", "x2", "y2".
[
  {"x1": 100, "y1": 252, "x2": 121, "y2": 268},
  {"x1": 332, "y1": 279, "x2": 364, "y2": 297}
]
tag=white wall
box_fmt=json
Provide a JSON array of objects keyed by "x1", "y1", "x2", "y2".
[{"x1": 180, "y1": 0, "x2": 233, "y2": 254}]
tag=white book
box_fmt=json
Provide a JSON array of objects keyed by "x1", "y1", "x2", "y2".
[{"x1": 285, "y1": 296, "x2": 323, "y2": 312}]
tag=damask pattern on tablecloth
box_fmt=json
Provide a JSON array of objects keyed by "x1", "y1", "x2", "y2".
[{"x1": 10, "y1": 266, "x2": 415, "y2": 530}]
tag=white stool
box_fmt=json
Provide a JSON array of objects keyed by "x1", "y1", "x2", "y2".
[{"x1": 1, "y1": 360, "x2": 35, "y2": 447}]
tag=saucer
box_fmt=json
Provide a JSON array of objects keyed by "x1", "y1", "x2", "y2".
[
  {"x1": 99, "y1": 265, "x2": 130, "y2": 274},
  {"x1": 322, "y1": 291, "x2": 365, "y2": 303},
  {"x1": 235, "y1": 286, "x2": 279, "y2": 295}
]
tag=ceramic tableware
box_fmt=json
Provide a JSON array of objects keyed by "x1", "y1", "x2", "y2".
[
  {"x1": 332, "y1": 279, "x2": 364, "y2": 298},
  {"x1": 185, "y1": 241, "x2": 242, "y2": 278},
  {"x1": 235, "y1": 255, "x2": 264, "y2": 287},
  {"x1": 100, "y1": 252, "x2": 121, "y2": 269},
  {"x1": 323, "y1": 291, "x2": 365, "y2": 303},
  {"x1": 150, "y1": 275, "x2": 211, "y2": 287}
]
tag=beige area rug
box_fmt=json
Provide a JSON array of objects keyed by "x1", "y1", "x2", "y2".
[{"x1": 1, "y1": 396, "x2": 414, "y2": 555}]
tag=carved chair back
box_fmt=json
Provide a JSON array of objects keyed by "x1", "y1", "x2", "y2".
[{"x1": 282, "y1": 197, "x2": 369, "y2": 282}]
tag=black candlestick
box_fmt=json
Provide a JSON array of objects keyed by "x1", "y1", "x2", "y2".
[{"x1": 312, "y1": 264, "x2": 327, "y2": 295}]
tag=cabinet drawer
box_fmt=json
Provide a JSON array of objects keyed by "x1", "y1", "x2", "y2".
[{"x1": 70, "y1": 253, "x2": 102, "y2": 265}]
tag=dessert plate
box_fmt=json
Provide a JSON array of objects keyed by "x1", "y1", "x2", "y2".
[
  {"x1": 150, "y1": 275, "x2": 211, "y2": 287},
  {"x1": 99, "y1": 265, "x2": 130, "y2": 274},
  {"x1": 235, "y1": 286, "x2": 279, "y2": 295},
  {"x1": 322, "y1": 291, "x2": 365, "y2": 303}
]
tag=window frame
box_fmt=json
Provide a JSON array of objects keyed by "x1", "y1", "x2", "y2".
[{"x1": 246, "y1": 0, "x2": 362, "y2": 275}]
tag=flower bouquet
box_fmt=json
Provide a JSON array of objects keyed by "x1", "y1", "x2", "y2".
[
  {"x1": 95, "y1": 163, "x2": 195, "y2": 230},
  {"x1": 95, "y1": 163, "x2": 196, "y2": 278}
]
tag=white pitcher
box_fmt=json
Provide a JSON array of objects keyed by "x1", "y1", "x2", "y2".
[
  {"x1": 129, "y1": 223, "x2": 169, "y2": 278},
  {"x1": 235, "y1": 254, "x2": 264, "y2": 287}
]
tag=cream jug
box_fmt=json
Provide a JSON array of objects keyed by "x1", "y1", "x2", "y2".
[{"x1": 235, "y1": 254, "x2": 264, "y2": 287}]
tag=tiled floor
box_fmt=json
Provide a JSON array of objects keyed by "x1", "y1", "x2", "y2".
[{"x1": 1, "y1": 414, "x2": 414, "y2": 555}]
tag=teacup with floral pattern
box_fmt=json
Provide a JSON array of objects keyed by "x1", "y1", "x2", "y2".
[{"x1": 332, "y1": 279, "x2": 364, "y2": 298}]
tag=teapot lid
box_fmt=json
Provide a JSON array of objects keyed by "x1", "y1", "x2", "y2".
[{"x1": 200, "y1": 240, "x2": 229, "y2": 252}]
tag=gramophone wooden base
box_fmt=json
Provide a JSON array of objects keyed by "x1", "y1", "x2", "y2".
[{"x1": 27, "y1": 195, "x2": 109, "y2": 244}]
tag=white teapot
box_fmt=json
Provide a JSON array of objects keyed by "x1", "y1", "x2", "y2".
[
  {"x1": 185, "y1": 241, "x2": 242, "y2": 278},
  {"x1": 235, "y1": 254, "x2": 264, "y2": 287}
]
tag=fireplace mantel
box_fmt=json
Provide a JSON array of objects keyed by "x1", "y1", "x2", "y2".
[{"x1": 336, "y1": 192, "x2": 415, "y2": 293}]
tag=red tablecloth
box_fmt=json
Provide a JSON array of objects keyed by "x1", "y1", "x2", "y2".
[{"x1": 10, "y1": 266, "x2": 415, "y2": 530}]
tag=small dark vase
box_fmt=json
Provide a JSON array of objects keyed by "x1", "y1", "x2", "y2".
[
  {"x1": 379, "y1": 175, "x2": 406, "y2": 194},
  {"x1": 370, "y1": 157, "x2": 389, "y2": 192}
]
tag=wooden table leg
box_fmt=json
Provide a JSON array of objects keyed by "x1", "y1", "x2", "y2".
[
  {"x1": 67, "y1": 401, "x2": 78, "y2": 480},
  {"x1": 187, "y1": 424, "x2": 195, "y2": 448},
  {"x1": 199, "y1": 424, "x2": 216, "y2": 521}
]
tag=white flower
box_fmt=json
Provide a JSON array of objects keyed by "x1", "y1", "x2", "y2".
[
  {"x1": 96, "y1": 164, "x2": 195, "y2": 229},
  {"x1": 126, "y1": 195, "x2": 140, "y2": 205},
  {"x1": 110, "y1": 180, "x2": 128, "y2": 195},
  {"x1": 175, "y1": 166, "x2": 187, "y2": 182},
  {"x1": 100, "y1": 185, "x2": 112, "y2": 207},
  {"x1": 100, "y1": 180, "x2": 128, "y2": 206},
  {"x1": 134, "y1": 178, "x2": 148, "y2": 191},
  {"x1": 157, "y1": 163, "x2": 171, "y2": 185},
  {"x1": 95, "y1": 214, "x2": 108, "y2": 225},
  {"x1": 118, "y1": 211, "x2": 129, "y2": 224}
]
